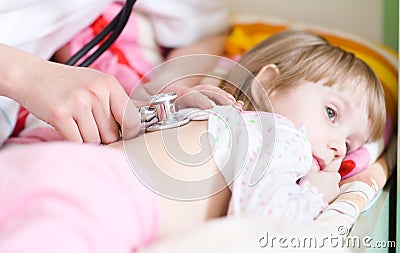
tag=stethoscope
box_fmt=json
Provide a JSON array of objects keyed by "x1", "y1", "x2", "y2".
[
  {"x1": 65, "y1": 0, "x2": 137, "y2": 67},
  {"x1": 64, "y1": 0, "x2": 190, "y2": 132}
]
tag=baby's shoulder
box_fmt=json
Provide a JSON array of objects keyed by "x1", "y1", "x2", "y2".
[
  {"x1": 208, "y1": 106, "x2": 308, "y2": 141},
  {"x1": 241, "y1": 111, "x2": 306, "y2": 134}
]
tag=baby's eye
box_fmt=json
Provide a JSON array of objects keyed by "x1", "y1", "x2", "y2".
[{"x1": 326, "y1": 107, "x2": 336, "y2": 121}]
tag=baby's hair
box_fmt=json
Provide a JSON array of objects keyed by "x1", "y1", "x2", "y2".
[{"x1": 221, "y1": 29, "x2": 386, "y2": 142}]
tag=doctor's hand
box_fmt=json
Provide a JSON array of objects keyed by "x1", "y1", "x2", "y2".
[
  {"x1": 163, "y1": 84, "x2": 243, "y2": 110},
  {"x1": 3, "y1": 48, "x2": 140, "y2": 144}
]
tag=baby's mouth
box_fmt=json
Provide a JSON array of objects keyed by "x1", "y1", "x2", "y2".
[{"x1": 312, "y1": 156, "x2": 326, "y2": 171}]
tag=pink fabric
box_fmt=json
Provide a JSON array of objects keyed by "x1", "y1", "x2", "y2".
[
  {"x1": 340, "y1": 114, "x2": 393, "y2": 179},
  {"x1": 0, "y1": 142, "x2": 160, "y2": 253},
  {"x1": 5, "y1": 126, "x2": 63, "y2": 145},
  {"x1": 68, "y1": 2, "x2": 155, "y2": 95},
  {"x1": 340, "y1": 147, "x2": 370, "y2": 179}
]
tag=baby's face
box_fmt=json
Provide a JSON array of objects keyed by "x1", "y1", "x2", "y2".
[{"x1": 268, "y1": 78, "x2": 370, "y2": 173}]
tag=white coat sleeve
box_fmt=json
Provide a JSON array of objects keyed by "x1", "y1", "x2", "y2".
[
  {"x1": 0, "y1": 0, "x2": 111, "y2": 59},
  {"x1": 135, "y1": 0, "x2": 229, "y2": 47}
]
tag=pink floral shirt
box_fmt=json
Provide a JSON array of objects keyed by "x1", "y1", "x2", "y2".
[{"x1": 208, "y1": 106, "x2": 328, "y2": 223}]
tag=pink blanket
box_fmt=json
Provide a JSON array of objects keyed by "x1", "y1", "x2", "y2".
[{"x1": 0, "y1": 142, "x2": 160, "y2": 253}]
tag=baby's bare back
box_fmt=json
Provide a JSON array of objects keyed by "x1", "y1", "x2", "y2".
[{"x1": 110, "y1": 121, "x2": 231, "y2": 239}]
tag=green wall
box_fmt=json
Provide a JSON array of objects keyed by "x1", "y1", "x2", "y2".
[{"x1": 384, "y1": 0, "x2": 399, "y2": 50}]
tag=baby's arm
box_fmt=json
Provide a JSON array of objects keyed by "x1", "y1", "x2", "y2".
[{"x1": 228, "y1": 170, "x2": 328, "y2": 223}]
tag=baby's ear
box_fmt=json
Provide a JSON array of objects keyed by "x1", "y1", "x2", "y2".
[{"x1": 250, "y1": 64, "x2": 280, "y2": 109}]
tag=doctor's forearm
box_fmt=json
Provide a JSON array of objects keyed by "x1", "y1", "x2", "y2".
[{"x1": 0, "y1": 43, "x2": 43, "y2": 102}]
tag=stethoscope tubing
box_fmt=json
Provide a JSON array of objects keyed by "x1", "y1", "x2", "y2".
[{"x1": 65, "y1": 0, "x2": 137, "y2": 67}]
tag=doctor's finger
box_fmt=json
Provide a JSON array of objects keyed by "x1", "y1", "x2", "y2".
[
  {"x1": 175, "y1": 91, "x2": 215, "y2": 109},
  {"x1": 193, "y1": 85, "x2": 236, "y2": 105},
  {"x1": 110, "y1": 90, "x2": 141, "y2": 140},
  {"x1": 75, "y1": 111, "x2": 101, "y2": 144},
  {"x1": 53, "y1": 118, "x2": 83, "y2": 143},
  {"x1": 92, "y1": 102, "x2": 120, "y2": 144}
]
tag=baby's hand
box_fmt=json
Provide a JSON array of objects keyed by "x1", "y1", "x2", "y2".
[{"x1": 301, "y1": 164, "x2": 341, "y2": 203}]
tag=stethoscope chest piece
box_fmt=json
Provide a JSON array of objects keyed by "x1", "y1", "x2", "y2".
[{"x1": 139, "y1": 92, "x2": 190, "y2": 132}]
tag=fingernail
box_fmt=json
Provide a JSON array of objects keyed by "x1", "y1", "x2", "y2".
[
  {"x1": 236, "y1": 100, "x2": 244, "y2": 107},
  {"x1": 233, "y1": 104, "x2": 243, "y2": 112},
  {"x1": 226, "y1": 93, "x2": 236, "y2": 101}
]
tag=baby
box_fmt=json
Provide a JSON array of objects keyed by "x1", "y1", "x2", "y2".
[
  {"x1": 112, "y1": 29, "x2": 386, "y2": 238},
  {"x1": 219, "y1": 29, "x2": 385, "y2": 205}
]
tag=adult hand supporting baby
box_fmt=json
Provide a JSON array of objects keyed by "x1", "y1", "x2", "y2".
[
  {"x1": 163, "y1": 84, "x2": 239, "y2": 110},
  {"x1": 131, "y1": 35, "x2": 234, "y2": 110},
  {"x1": 0, "y1": 43, "x2": 140, "y2": 144}
]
